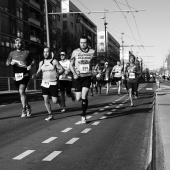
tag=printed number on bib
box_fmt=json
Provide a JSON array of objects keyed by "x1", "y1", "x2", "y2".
[
  {"x1": 129, "y1": 73, "x2": 135, "y2": 79},
  {"x1": 15, "y1": 73, "x2": 24, "y2": 81},
  {"x1": 80, "y1": 64, "x2": 90, "y2": 73}
]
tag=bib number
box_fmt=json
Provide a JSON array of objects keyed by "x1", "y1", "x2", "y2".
[
  {"x1": 41, "y1": 81, "x2": 57, "y2": 88},
  {"x1": 80, "y1": 64, "x2": 90, "y2": 73},
  {"x1": 129, "y1": 73, "x2": 135, "y2": 79},
  {"x1": 15, "y1": 73, "x2": 23, "y2": 81}
]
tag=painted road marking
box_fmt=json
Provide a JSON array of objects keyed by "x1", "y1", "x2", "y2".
[
  {"x1": 99, "y1": 108, "x2": 105, "y2": 111},
  {"x1": 112, "y1": 102, "x2": 116, "y2": 103},
  {"x1": 42, "y1": 151, "x2": 62, "y2": 161},
  {"x1": 100, "y1": 116, "x2": 107, "y2": 120},
  {"x1": 106, "y1": 112, "x2": 112, "y2": 115},
  {"x1": 75, "y1": 121, "x2": 81, "y2": 125},
  {"x1": 13, "y1": 150, "x2": 35, "y2": 160},
  {"x1": 109, "y1": 104, "x2": 113, "y2": 106},
  {"x1": 93, "y1": 112, "x2": 99, "y2": 115},
  {"x1": 146, "y1": 88, "x2": 153, "y2": 90},
  {"x1": 0, "y1": 105, "x2": 5, "y2": 108},
  {"x1": 104, "y1": 106, "x2": 110, "y2": 108},
  {"x1": 111, "y1": 109, "x2": 116, "y2": 111},
  {"x1": 81, "y1": 128, "x2": 91, "y2": 133},
  {"x1": 86, "y1": 116, "x2": 92, "y2": 119},
  {"x1": 119, "y1": 104, "x2": 123, "y2": 106},
  {"x1": 66, "y1": 138, "x2": 79, "y2": 144},
  {"x1": 42, "y1": 137, "x2": 57, "y2": 144},
  {"x1": 61, "y1": 128, "x2": 72, "y2": 133},
  {"x1": 116, "y1": 106, "x2": 120, "y2": 108},
  {"x1": 92, "y1": 121, "x2": 100, "y2": 125}
]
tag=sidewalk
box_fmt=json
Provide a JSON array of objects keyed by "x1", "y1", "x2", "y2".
[{"x1": 156, "y1": 83, "x2": 170, "y2": 170}]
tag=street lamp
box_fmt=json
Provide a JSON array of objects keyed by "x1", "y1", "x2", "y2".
[
  {"x1": 101, "y1": 9, "x2": 108, "y2": 61},
  {"x1": 121, "y1": 33, "x2": 124, "y2": 70}
]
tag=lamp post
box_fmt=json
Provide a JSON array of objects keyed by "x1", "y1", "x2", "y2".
[
  {"x1": 45, "y1": 0, "x2": 50, "y2": 47},
  {"x1": 121, "y1": 33, "x2": 124, "y2": 70},
  {"x1": 101, "y1": 9, "x2": 108, "y2": 61}
]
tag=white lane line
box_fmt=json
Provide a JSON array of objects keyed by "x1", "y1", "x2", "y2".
[
  {"x1": 146, "y1": 88, "x2": 153, "y2": 90},
  {"x1": 42, "y1": 151, "x2": 62, "y2": 161},
  {"x1": 0, "y1": 105, "x2": 5, "y2": 108},
  {"x1": 75, "y1": 121, "x2": 81, "y2": 125},
  {"x1": 13, "y1": 150, "x2": 35, "y2": 160},
  {"x1": 93, "y1": 112, "x2": 99, "y2": 115},
  {"x1": 61, "y1": 128, "x2": 72, "y2": 133},
  {"x1": 111, "y1": 109, "x2": 116, "y2": 111},
  {"x1": 104, "y1": 106, "x2": 109, "y2": 108},
  {"x1": 99, "y1": 108, "x2": 105, "y2": 111},
  {"x1": 116, "y1": 106, "x2": 120, "y2": 108},
  {"x1": 112, "y1": 102, "x2": 116, "y2": 103},
  {"x1": 106, "y1": 112, "x2": 112, "y2": 115},
  {"x1": 92, "y1": 121, "x2": 100, "y2": 125},
  {"x1": 81, "y1": 128, "x2": 91, "y2": 133},
  {"x1": 66, "y1": 138, "x2": 79, "y2": 144},
  {"x1": 119, "y1": 104, "x2": 123, "y2": 106},
  {"x1": 109, "y1": 104, "x2": 113, "y2": 106},
  {"x1": 42, "y1": 137, "x2": 57, "y2": 144},
  {"x1": 86, "y1": 116, "x2": 92, "y2": 119},
  {"x1": 100, "y1": 116, "x2": 107, "y2": 120}
]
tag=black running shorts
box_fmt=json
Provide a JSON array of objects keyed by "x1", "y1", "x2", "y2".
[
  {"x1": 42, "y1": 84, "x2": 58, "y2": 97},
  {"x1": 15, "y1": 76, "x2": 30, "y2": 90}
]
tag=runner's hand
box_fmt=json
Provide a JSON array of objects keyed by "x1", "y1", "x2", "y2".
[
  {"x1": 73, "y1": 74, "x2": 79, "y2": 80},
  {"x1": 27, "y1": 65, "x2": 32, "y2": 71},
  {"x1": 32, "y1": 74, "x2": 37, "y2": 79}
]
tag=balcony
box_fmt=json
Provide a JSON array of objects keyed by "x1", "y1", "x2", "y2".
[
  {"x1": 49, "y1": 0, "x2": 57, "y2": 5},
  {"x1": 29, "y1": 0, "x2": 40, "y2": 9},
  {"x1": 28, "y1": 18, "x2": 40, "y2": 26}
]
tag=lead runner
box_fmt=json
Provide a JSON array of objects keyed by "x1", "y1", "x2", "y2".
[{"x1": 70, "y1": 36, "x2": 96, "y2": 124}]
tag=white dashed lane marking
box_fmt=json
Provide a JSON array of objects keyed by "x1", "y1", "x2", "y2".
[
  {"x1": 106, "y1": 112, "x2": 112, "y2": 115},
  {"x1": 42, "y1": 151, "x2": 62, "y2": 161},
  {"x1": 86, "y1": 116, "x2": 92, "y2": 119},
  {"x1": 93, "y1": 112, "x2": 99, "y2": 115},
  {"x1": 42, "y1": 137, "x2": 57, "y2": 144},
  {"x1": 13, "y1": 150, "x2": 35, "y2": 160},
  {"x1": 111, "y1": 109, "x2": 116, "y2": 111},
  {"x1": 66, "y1": 138, "x2": 79, "y2": 144},
  {"x1": 104, "y1": 106, "x2": 109, "y2": 108},
  {"x1": 75, "y1": 121, "x2": 82, "y2": 125},
  {"x1": 116, "y1": 106, "x2": 120, "y2": 108},
  {"x1": 119, "y1": 104, "x2": 123, "y2": 106},
  {"x1": 92, "y1": 121, "x2": 100, "y2": 125},
  {"x1": 146, "y1": 88, "x2": 153, "y2": 90},
  {"x1": 100, "y1": 116, "x2": 107, "y2": 120},
  {"x1": 0, "y1": 105, "x2": 5, "y2": 108},
  {"x1": 99, "y1": 108, "x2": 105, "y2": 111},
  {"x1": 81, "y1": 128, "x2": 91, "y2": 133},
  {"x1": 61, "y1": 128, "x2": 72, "y2": 133}
]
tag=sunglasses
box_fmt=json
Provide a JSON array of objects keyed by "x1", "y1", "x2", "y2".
[{"x1": 60, "y1": 54, "x2": 65, "y2": 56}]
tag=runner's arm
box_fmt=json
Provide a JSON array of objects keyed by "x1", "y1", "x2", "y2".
[
  {"x1": 54, "y1": 59, "x2": 65, "y2": 75},
  {"x1": 32, "y1": 61, "x2": 42, "y2": 78}
]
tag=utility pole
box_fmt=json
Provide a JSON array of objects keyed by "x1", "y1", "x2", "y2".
[
  {"x1": 45, "y1": 0, "x2": 50, "y2": 47},
  {"x1": 104, "y1": 9, "x2": 108, "y2": 61},
  {"x1": 121, "y1": 33, "x2": 124, "y2": 70}
]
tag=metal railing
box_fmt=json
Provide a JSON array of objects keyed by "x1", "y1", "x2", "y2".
[{"x1": 0, "y1": 77, "x2": 42, "y2": 91}]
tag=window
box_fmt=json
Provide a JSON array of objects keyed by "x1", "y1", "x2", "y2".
[
  {"x1": 30, "y1": 7, "x2": 40, "y2": 21},
  {"x1": 57, "y1": 28, "x2": 61, "y2": 35},
  {"x1": 16, "y1": 7, "x2": 23, "y2": 19},
  {"x1": 71, "y1": 22, "x2": 73, "y2": 28},
  {"x1": 63, "y1": 21, "x2": 67, "y2": 30},
  {"x1": 57, "y1": 1, "x2": 61, "y2": 8},
  {"x1": 70, "y1": 10, "x2": 73, "y2": 16},
  {"x1": 30, "y1": 26, "x2": 41, "y2": 43},
  {"x1": 63, "y1": 14, "x2": 67, "y2": 18},
  {"x1": 57, "y1": 15, "x2": 60, "y2": 21},
  {"x1": 1, "y1": 13, "x2": 9, "y2": 34}
]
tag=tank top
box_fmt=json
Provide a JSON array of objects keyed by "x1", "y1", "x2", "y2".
[
  {"x1": 113, "y1": 65, "x2": 123, "y2": 78},
  {"x1": 71, "y1": 48, "x2": 95, "y2": 77}
]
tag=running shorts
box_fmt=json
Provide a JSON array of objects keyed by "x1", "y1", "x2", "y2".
[
  {"x1": 74, "y1": 76, "x2": 92, "y2": 92},
  {"x1": 127, "y1": 81, "x2": 138, "y2": 92},
  {"x1": 58, "y1": 80, "x2": 72, "y2": 95},
  {"x1": 114, "y1": 77, "x2": 122, "y2": 82},
  {"x1": 15, "y1": 76, "x2": 30, "y2": 90},
  {"x1": 42, "y1": 84, "x2": 58, "y2": 97}
]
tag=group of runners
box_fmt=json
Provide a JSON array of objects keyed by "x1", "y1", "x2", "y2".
[{"x1": 6, "y1": 36, "x2": 140, "y2": 123}]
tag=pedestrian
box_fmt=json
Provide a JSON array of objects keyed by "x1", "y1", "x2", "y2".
[
  {"x1": 58, "y1": 51, "x2": 75, "y2": 112},
  {"x1": 95, "y1": 66, "x2": 103, "y2": 94},
  {"x1": 125, "y1": 55, "x2": 139, "y2": 106},
  {"x1": 70, "y1": 36, "x2": 96, "y2": 124},
  {"x1": 103, "y1": 62, "x2": 112, "y2": 94},
  {"x1": 32, "y1": 47, "x2": 64, "y2": 121},
  {"x1": 6, "y1": 38, "x2": 35, "y2": 118},
  {"x1": 111, "y1": 61, "x2": 123, "y2": 95},
  {"x1": 90, "y1": 65, "x2": 98, "y2": 96}
]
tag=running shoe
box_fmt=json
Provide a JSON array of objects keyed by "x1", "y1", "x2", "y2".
[
  {"x1": 45, "y1": 115, "x2": 54, "y2": 121},
  {"x1": 26, "y1": 105, "x2": 32, "y2": 117},
  {"x1": 81, "y1": 116, "x2": 87, "y2": 124},
  {"x1": 130, "y1": 103, "x2": 134, "y2": 107},
  {"x1": 91, "y1": 93, "x2": 94, "y2": 96},
  {"x1": 21, "y1": 109, "x2": 27, "y2": 118},
  {"x1": 61, "y1": 108, "x2": 66, "y2": 112},
  {"x1": 57, "y1": 96, "x2": 62, "y2": 107}
]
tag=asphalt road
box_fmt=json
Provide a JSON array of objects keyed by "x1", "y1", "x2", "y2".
[{"x1": 0, "y1": 83, "x2": 157, "y2": 170}]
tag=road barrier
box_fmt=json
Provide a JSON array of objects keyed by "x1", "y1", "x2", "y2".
[{"x1": 0, "y1": 77, "x2": 42, "y2": 91}]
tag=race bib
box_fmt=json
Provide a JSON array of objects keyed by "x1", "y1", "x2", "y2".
[
  {"x1": 80, "y1": 64, "x2": 90, "y2": 73},
  {"x1": 41, "y1": 81, "x2": 50, "y2": 88},
  {"x1": 15, "y1": 73, "x2": 23, "y2": 81},
  {"x1": 129, "y1": 73, "x2": 135, "y2": 79}
]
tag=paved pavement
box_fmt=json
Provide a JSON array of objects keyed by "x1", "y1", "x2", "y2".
[{"x1": 156, "y1": 82, "x2": 170, "y2": 170}]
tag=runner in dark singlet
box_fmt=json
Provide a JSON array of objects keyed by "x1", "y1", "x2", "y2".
[{"x1": 6, "y1": 38, "x2": 35, "y2": 118}]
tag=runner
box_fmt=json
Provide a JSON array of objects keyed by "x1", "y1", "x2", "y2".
[
  {"x1": 125, "y1": 55, "x2": 139, "y2": 107},
  {"x1": 58, "y1": 51, "x2": 75, "y2": 112},
  {"x1": 90, "y1": 65, "x2": 98, "y2": 96},
  {"x1": 111, "y1": 61, "x2": 123, "y2": 95},
  {"x1": 70, "y1": 36, "x2": 96, "y2": 124},
  {"x1": 32, "y1": 47, "x2": 64, "y2": 121},
  {"x1": 95, "y1": 65, "x2": 103, "y2": 94},
  {"x1": 103, "y1": 62, "x2": 112, "y2": 95},
  {"x1": 6, "y1": 38, "x2": 35, "y2": 118}
]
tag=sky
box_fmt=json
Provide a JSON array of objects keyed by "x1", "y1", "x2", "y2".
[{"x1": 69, "y1": 0, "x2": 170, "y2": 70}]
